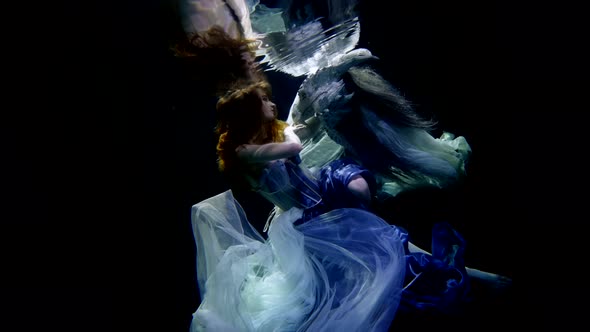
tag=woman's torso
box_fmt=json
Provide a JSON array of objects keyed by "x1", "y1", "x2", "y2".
[{"x1": 243, "y1": 159, "x2": 322, "y2": 212}]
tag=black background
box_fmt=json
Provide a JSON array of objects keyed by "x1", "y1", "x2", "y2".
[{"x1": 3, "y1": 0, "x2": 587, "y2": 331}]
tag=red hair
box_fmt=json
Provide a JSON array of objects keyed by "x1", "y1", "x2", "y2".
[
  {"x1": 215, "y1": 80, "x2": 288, "y2": 174},
  {"x1": 171, "y1": 25, "x2": 265, "y2": 95}
]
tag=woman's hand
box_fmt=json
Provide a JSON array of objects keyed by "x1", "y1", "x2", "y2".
[{"x1": 291, "y1": 117, "x2": 321, "y2": 141}]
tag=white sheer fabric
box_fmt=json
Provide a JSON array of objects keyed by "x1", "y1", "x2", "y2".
[
  {"x1": 180, "y1": 0, "x2": 255, "y2": 39},
  {"x1": 190, "y1": 190, "x2": 407, "y2": 331}
]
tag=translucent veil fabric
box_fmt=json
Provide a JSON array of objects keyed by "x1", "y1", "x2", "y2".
[
  {"x1": 180, "y1": 1, "x2": 474, "y2": 329},
  {"x1": 177, "y1": 0, "x2": 472, "y2": 196},
  {"x1": 286, "y1": 51, "x2": 472, "y2": 197},
  {"x1": 190, "y1": 190, "x2": 407, "y2": 331},
  {"x1": 179, "y1": 0, "x2": 364, "y2": 77},
  {"x1": 180, "y1": 0, "x2": 256, "y2": 39}
]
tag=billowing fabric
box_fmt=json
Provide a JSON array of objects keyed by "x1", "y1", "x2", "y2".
[
  {"x1": 190, "y1": 164, "x2": 471, "y2": 331},
  {"x1": 178, "y1": 0, "x2": 363, "y2": 76},
  {"x1": 399, "y1": 222, "x2": 471, "y2": 314},
  {"x1": 180, "y1": 0, "x2": 255, "y2": 39},
  {"x1": 255, "y1": 157, "x2": 375, "y2": 223},
  {"x1": 287, "y1": 48, "x2": 472, "y2": 198},
  {"x1": 254, "y1": 158, "x2": 323, "y2": 212},
  {"x1": 190, "y1": 154, "x2": 472, "y2": 331},
  {"x1": 179, "y1": 2, "x2": 473, "y2": 328},
  {"x1": 190, "y1": 190, "x2": 407, "y2": 332},
  {"x1": 341, "y1": 105, "x2": 469, "y2": 188},
  {"x1": 317, "y1": 157, "x2": 377, "y2": 210}
]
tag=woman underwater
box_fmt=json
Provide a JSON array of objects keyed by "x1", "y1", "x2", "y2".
[
  {"x1": 188, "y1": 76, "x2": 504, "y2": 331},
  {"x1": 172, "y1": 3, "x2": 511, "y2": 330},
  {"x1": 191, "y1": 78, "x2": 409, "y2": 332}
]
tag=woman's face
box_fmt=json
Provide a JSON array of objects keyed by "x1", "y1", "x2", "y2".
[{"x1": 256, "y1": 89, "x2": 277, "y2": 122}]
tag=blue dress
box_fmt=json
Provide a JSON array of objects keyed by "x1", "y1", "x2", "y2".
[{"x1": 190, "y1": 158, "x2": 469, "y2": 331}]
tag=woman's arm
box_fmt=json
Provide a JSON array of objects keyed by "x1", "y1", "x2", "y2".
[
  {"x1": 236, "y1": 142, "x2": 302, "y2": 164},
  {"x1": 408, "y1": 241, "x2": 512, "y2": 287}
]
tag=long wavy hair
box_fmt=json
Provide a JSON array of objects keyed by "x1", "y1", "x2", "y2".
[
  {"x1": 346, "y1": 66, "x2": 436, "y2": 129},
  {"x1": 171, "y1": 25, "x2": 266, "y2": 95},
  {"x1": 215, "y1": 80, "x2": 289, "y2": 176}
]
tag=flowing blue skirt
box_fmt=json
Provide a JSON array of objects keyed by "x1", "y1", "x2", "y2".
[{"x1": 190, "y1": 190, "x2": 406, "y2": 331}]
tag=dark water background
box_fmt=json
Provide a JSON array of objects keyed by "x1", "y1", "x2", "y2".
[{"x1": 4, "y1": 0, "x2": 588, "y2": 331}]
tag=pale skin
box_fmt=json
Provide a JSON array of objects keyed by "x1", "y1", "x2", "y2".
[
  {"x1": 408, "y1": 242, "x2": 512, "y2": 288},
  {"x1": 236, "y1": 89, "x2": 372, "y2": 205},
  {"x1": 237, "y1": 89, "x2": 511, "y2": 288},
  {"x1": 287, "y1": 107, "x2": 511, "y2": 287}
]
